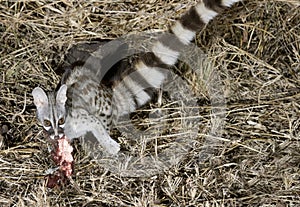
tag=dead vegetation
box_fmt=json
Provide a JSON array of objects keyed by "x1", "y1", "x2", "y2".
[{"x1": 0, "y1": 0, "x2": 300, "y2": 206}]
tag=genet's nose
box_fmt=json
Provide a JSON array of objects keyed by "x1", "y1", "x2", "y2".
[{"x1": 54, "y1": 135, "x2": 60, "y2": 139}]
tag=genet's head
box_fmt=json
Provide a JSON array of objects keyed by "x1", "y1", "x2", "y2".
[{"x1": 32, "y1": 85, "x2": 67, "y2": 139}]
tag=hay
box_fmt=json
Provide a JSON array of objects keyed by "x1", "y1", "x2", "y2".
[{"x1": 0, "y1": 0, "x2": 299, "y2": 206}]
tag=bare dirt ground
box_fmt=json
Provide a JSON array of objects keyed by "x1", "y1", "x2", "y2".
[{"x1": 0, "y1": 0, "x2": 300, "y2": 206}]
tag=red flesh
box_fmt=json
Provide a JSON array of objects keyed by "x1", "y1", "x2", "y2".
[{"x1": 45, "y1": 135, "x2": 74, "y2": 188}]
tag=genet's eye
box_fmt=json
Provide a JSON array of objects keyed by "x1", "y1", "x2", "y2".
[
  {"x1": 44, "y1": 120, "x2": 51, "y2": 127},
  {"x1": 58, "y1": 117, "x2": 65, "y2": 125}
]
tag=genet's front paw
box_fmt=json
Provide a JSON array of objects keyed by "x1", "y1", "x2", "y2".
[{"x1": 104, "y1": 139, "x2": 120, "y2": 155}]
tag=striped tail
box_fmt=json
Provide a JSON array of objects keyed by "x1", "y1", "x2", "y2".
[{"x1": 113, "y1": 0, "x2": 241, "y2": 116}]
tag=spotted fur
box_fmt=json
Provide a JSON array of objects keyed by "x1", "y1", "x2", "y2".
[{"x1": 32, "y1": 0, "x2": 241, "y2": 155}]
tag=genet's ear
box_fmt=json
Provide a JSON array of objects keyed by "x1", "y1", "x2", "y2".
[
  {"x1": 56, "y1": 84, "x2": 67, "y2": 105},
  {"x1": 32, "y1": 87, "x2": 48, "y2": 108}
]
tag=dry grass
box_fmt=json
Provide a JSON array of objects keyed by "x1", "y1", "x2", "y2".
[{"x1": 1, "y1": 0, "x2": 300, "y2": 206}]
